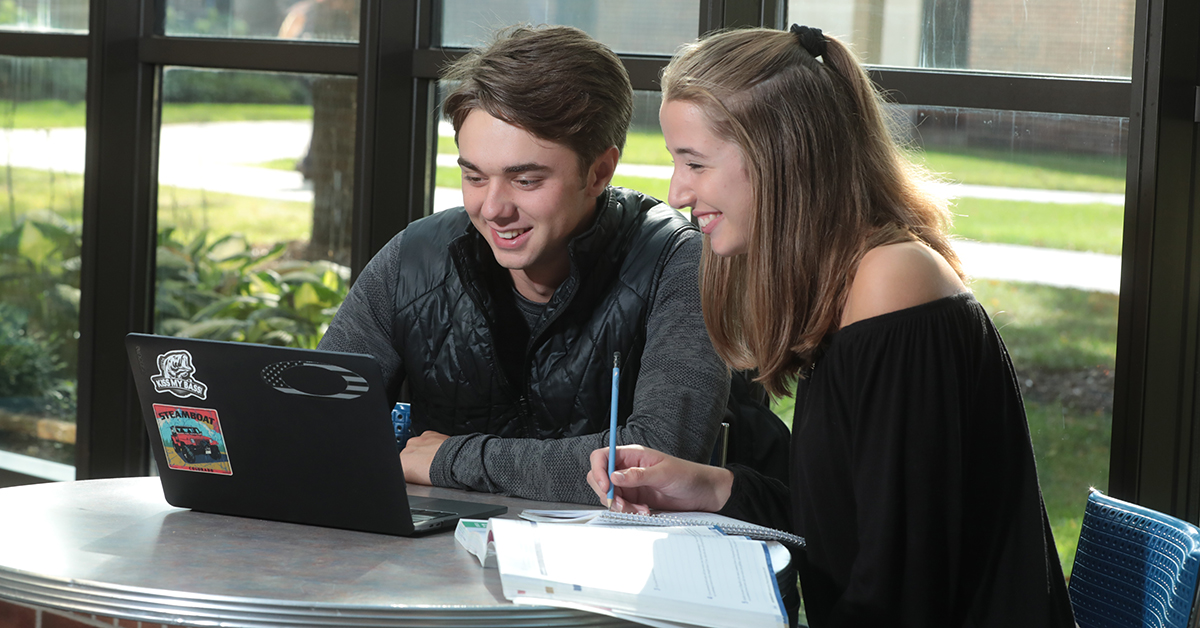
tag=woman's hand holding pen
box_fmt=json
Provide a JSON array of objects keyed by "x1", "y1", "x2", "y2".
[{"x1": 587, "y1": 445, "x2": 735, "y2": 514}]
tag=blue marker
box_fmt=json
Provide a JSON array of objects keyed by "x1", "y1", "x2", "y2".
[{"x1": 608, "y1": 352, "x2": 620, "y2": 507}]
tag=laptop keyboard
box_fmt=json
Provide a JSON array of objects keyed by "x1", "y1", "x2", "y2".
[{"x1": 411, "y1": 507, "x2": 456, "y2": 523}]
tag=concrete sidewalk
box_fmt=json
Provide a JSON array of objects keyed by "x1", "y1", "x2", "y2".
[{"x1": 0, "y1": 121, "x2": 1123, "y2": 294}]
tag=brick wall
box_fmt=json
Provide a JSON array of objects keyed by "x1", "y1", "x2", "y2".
[
  {"x1": 0, "y1": 599, "x2": 188, "y2": 628},
  {"x1": 969, "y1": 0, "x2": 1136, "y2": 77}
]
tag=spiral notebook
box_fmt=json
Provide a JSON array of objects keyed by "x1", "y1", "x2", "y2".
[{"x1": 519, "y1": 508, "x2": 806, "y2": 548}]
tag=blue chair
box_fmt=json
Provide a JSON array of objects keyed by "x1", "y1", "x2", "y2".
[{"x1": 1069, "y1": 489, "x2": 1200, "y2": 628}]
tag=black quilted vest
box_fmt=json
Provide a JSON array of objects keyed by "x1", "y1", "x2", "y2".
[{"x1": 392, "y1": 187, "x2": 695, "y2": 439}]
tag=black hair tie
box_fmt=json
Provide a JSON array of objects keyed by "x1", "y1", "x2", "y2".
[{"x1": 789, "y1": 24, "x2": 827, "y2": 59}]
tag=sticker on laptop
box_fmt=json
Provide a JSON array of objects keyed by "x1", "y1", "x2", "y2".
[
  {"x1": 150, "y1": 350, "x2": 208, "y2": 400},
  {"x1": 261, "y1": 360, "x2": 370, "y2": 399},
  {"x1": 152, "y1": 404, "x2": 232, "y2": 475}
]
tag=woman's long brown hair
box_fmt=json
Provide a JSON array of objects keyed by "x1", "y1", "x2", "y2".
[{"x1": 662, "y1": 28, "x2": 963, "y2": 397}]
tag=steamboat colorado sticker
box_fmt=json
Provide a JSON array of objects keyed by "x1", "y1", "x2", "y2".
[
  {"x1": 150, "y1": 350, "x2": 208, "y2": 400},
  {"x1": 152, "y1": 404, "x2": 232, "y2": 475}
]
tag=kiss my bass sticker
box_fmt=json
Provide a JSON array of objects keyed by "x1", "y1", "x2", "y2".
[
  {"x1": 151, "y1": 350, "x2": 208, "y2": 400},
  {"x1": 152, "y1": 404, "x2": 232, "y2": 475}
]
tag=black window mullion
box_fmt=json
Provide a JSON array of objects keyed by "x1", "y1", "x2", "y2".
[
  {"x1": 76, "y1": 0, "x2": 160, "y2": 479},
  {"x1": 869, "y1": 68, "x2": 1131, "y2": 118},
  {"x1": 352, "y1": 0, "x2": 433, "y2": 277},
  {"x1": 718, "y1": 0, "x2": 778, "y2": 29},
  {"x1": 699, "y1": 0, "x2": 723, "y2": 35},
  {"x1": 0, "y1": 32, "x2": 88, "y2": 58},
  {"x1": 139, "y1": 36, "x2": 358, "y2": 75},
  {"x1": 1110, "y1": 0, "x2": 1200, "y2": 522}
]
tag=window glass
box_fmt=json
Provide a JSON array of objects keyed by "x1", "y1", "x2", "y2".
[
  {"x1": 0, "y1": 56, "x2": 87, "y2": 478},
  {"x1": 910, "y1": 107, "x2": 1122, "y2": 579},
  {"x1": 439, "y1": 0, "x2": 699, "y2": 55},
  {"x1": 0, "y1": 0, "x2": 87, "y2": 33},
  {"x1": 164, "y1": 0, "x2": 359, "y2": 42},
  {"x1": 434, "y1": 87, "x2": 669, "y2": 212},
  {"x1": 788, "y1": 0, "x2": 1135, "y2": 77},
  {"x1": 156, "y1": 68, "x2": 354, "y2": 348}
]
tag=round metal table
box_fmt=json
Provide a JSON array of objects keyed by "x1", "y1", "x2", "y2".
[{"x1": 0, "y1": 477, "x2": 632, "y2": 627}]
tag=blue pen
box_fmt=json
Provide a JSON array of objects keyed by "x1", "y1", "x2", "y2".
[{"x1": 608, "y1": 352, "x2": 620, "y2": 507}]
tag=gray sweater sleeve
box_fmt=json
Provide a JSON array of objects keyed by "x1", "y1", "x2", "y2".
[
  {"x1": 317, "y1": 231, "x2": 405, "y2": 399},
  {"x1": 428, "y1": 232, "x2": 730, "y2": 505}
]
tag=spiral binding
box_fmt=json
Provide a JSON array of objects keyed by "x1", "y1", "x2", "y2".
[{"x1": 596, "y1": 511, "x2": 806, "y2": 548}]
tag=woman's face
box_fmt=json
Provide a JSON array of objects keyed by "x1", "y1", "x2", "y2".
[{"x1": 660, "y1": 99, "x2": 754, "y2": 257}]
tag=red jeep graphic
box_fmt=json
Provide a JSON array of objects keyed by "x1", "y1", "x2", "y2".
[{"x1": 170, "y1": 425, "x2": 222, "y2": 463}]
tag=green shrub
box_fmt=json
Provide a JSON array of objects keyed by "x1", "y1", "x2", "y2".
[
  {"x1": 154, "y1": 228, "x2": 349, "y2": 348},
  {"x1": 163, "y1": 68, "x2": 311, "y2": 106},
  {"x1": 0, "y1": 213, "x2": 81, "y2": 375},
  {"x1": 0, "y1": 305, "x2": 62, "y2": 397}
]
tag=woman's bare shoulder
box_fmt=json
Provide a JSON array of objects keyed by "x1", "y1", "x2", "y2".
[{"x1": 840, "y1": 241, "x2": 967, "y2": 328}]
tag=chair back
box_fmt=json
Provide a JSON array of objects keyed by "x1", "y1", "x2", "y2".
[{"x1": 1069, "y1": 489, "x2": 1200, "y2": 628}]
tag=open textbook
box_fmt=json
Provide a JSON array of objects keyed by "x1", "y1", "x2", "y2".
[
  {"x1": 470, "y1": 518, "x2": 789, "y2": 628},
  {"x1": 520, "y1": 508, "x2": 806, "y2": 548}
]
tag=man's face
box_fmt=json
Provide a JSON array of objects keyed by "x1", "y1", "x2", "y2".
[{"x1": 457, "y1": 109, "x2": 611, "y2": 296}]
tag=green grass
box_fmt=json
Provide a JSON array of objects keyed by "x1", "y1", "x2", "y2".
[
  {"x1": 0, "y1": 165, "x2": 308, "y2": 247},
  {"x1": 0, "y1": 166, "x2": 85, "y2": 228},
  {"x1": 611, "y1": 175, "x2": 669, "y2": 201},
  {"x1": 160, "y1": 103, "x2": 312, "y2": 124},
  {"x1": 157, "y1": 185, "x2": 312, "y2": 245},
  {"x1": 622, "y1": 130, "x2": 674, "y2": 167},
  {"x1": 0, "y1": 100, "x2": 87, "y2": 128},
  {"x1": 972, "y1": 280, "x2": 1119, "y2": 372},
  {"x1": 435, "y1": 165, "x2": 460, "y2": 189},
  {"x1": 1026, "y1": 400, "x2": 1111, "y2": 577},
  {"x1": 0, "y1": 100, "x2": 314, "y2": 129},
  {"x1": 253, "y1": 158, "x2": 302, "y2": 172},
  {"x1": 918, "y1": 146, "x2": 1126, "y2": 193},
  {"x1": 950, "y1": 197, "x2": 1124, "y2": 255}
]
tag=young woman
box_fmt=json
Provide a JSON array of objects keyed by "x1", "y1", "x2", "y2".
[{"x1": 587, "y1": 26, "x2": 1075, "y2": 627}]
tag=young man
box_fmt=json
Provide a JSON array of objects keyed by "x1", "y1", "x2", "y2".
[{"x1": 318, "y1": 25, "x2": 733, "y2": 504}]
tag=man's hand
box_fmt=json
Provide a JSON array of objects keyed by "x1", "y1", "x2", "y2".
[{"x1": 400, "y1": 430, "x2": 449, "y2": 485}]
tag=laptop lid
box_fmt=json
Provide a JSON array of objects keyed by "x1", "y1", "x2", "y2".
[{"x1": 124, "y1": 333, "x2": 504, "y2": 536}]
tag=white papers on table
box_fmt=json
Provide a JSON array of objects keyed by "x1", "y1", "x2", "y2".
[{"x1": 489, "y1": 518, "x2": 787, "y2": 628}]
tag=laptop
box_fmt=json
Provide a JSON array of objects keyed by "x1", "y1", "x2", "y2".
[{"x1": 124, "y1": 333, "x2": 506, "y2": 536}]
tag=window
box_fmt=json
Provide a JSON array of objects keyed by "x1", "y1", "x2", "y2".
[
  {"x1": 904, "y1": 105, "x2": 1123, "y2": 572},
  {"x1": 0, "y1": 0, "x2": 87, "y2": 33},
  {"x1": 440, "y1": 0, "x2": 699, "y2": 55},
  {"x1": 164, "y1": 0, "x2": 360, "y2": 42},
  {"x1": 154, "y1": 68, "x2": 354, "y2": 348},
  {"x1": 0, "y1": 55, "x2": 86, "y2": 480},
  {"x1": 789, "y1": 0, "x2": 1135, "y2": 77}
]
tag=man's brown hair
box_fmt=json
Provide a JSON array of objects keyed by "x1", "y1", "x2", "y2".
[{"x1": 441, "y1": 25, "x2": 633, "y2": 177}]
